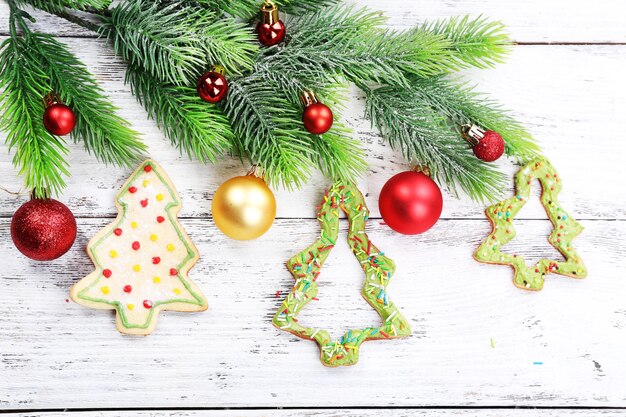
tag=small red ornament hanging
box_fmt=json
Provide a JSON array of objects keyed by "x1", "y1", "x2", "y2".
[
  {"x1": 301, "y1": 90, "x2": 333, "y2": 135},
  {"x1": 42, "y1": 92, "x2": 76, "y2": 136},
  {"x1": 11, "y1": 193, "x2": 77, "y2": 261},
  {"x1": 379, "y1": 167, "x2": 443, "y2": 235},
  {"x1": 197, "y1": 65, "x2": 228, "y2": 103},
  {"x1": 461, "y1": 124, "x2": 505, "y2": 162},
  {"x1": 257, "y1": 0, "x2": 286, "y2": 47}
]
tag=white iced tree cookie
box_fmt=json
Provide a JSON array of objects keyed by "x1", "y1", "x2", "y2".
[{"x1": 70, "y1": 160, "x2": 207, "y2": 335}]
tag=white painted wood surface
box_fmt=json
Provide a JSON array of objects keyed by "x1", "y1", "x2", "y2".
[
  {"x1": 1, "y1": 0, "x2": 625, "y2": 415},
  {"x1": 3, "y1": 411, "x2": 626, "y2": 417}
]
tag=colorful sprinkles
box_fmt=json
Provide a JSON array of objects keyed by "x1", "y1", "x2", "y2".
[
  {"x1": 272, "y1": 182, "x2": 411, "y2": 367},
  {"x1": 69, "y1": 160, "x2": 208, "y2": 335},
  {"x1": 474, "y1": 158, "x2": 587, "y2": 290}
]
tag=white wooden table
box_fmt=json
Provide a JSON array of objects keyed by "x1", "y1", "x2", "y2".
[{"x1": 1, "y1": 1, "x2": 625, "y2": 416}]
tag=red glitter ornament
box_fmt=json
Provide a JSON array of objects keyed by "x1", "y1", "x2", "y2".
[
  {"x1": 11, "y1": 197, "x2": 77, "y2": 261},
  {"x1": 197, "y1": 65, "x2": 228, "y2": 103},
  {"x1": 461, "y1": 125, "x2": 505, "y2": 162},
  {"x1": 301, "y1": 90, "x2": 333, "y2": 135},
  {"x1": 379, "y1": 169, "x2": 443, "y2": 235},
  {"x1": 257, "y1": 0, "x2": 286, "y2": 47},
  {"x1": 42, "y1": 93, "x2": 76, "y2": 136}
]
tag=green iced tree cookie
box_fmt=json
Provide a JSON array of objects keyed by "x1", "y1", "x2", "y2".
[
  {"x1": 474, "y1": 158, "x2": 587, "y2": 290},
  {"x1": 272, "y1": 182, "x2": 411, "y2": 367}
]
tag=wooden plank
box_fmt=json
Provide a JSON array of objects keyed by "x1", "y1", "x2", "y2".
[
  {"x1": 1, "y1": 0, "x2": 626, "y2": 42},
  {"x1": 1, "y1": 218, "x2": 624, "y2": 408},
  {"x1": 0, "y1": 38, "x2": 623, "y2": 220},
  {"x1": 3, "y1": 409, "x2": 626, "y2": 417}
]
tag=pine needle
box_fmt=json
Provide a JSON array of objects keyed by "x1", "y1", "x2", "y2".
[
  {"x1": 0, "y1": 36, "x2": 70, "y2": 196},
  {"x1": 25, "y1": 33, "x2": 146, "y2": 167}
]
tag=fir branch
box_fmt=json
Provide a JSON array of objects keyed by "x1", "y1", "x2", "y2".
[
  {"x1": 406, "y1": 76, "x2": 541, "y2": 161},
  {"x1": 126, "y1": 65, "x2": 233, "y2": 163},
  {"x1": 421, "y1": 15, "x2": 512, "y2": 70},
  {"x1": 0, "y1": 35, "x2": 70, "y2": 196},
  {"x1": 101, "y1": 1, "x2": 207, "y2": 86},
  {"x1": 224, "y1": 75, "x2": 365, "y2": 187},
  {"x1": 225, "y1": 75, "x2": 315, "y2": 187},
  {"x1": 364, "y1": 83, "x2": 506, "y2": 202},
  {"x1": 280, "y1": 6, "x2": 453, "y2": 85},
  {"x1": 24, "y1": 32, "x2": 146, "y2": 167},
  {"x1": 16, "y1": 0, "x2": 111, "y2": 13},
  {"x1": 213, "y1": 0, "x2": 340, "y2": 20},
  {"x1": 101, "y1": 0, "x2": 257, "y2": 85}
]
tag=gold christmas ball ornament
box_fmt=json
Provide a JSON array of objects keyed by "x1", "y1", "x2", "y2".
[{"x1": 212, "y1": 175, "x2": 276, "y2": 240}]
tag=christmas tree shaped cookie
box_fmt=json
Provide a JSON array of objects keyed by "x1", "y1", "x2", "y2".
[
  {"x1": 273, "y1": 182, "x2": 411, "y2": 366},
  {"x1": 474, "y1": 158, "x2": 587, "y2": 290},
  {"x1": 71, "y1": 160, "x2": 207, "y2": 335}
]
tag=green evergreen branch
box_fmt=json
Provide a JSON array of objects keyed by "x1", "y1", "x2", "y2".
[
  {"x1": 213, "y1": 0, "x2": 340, "y2": 20},
  {"x1": 224, "y1": 75, "x2": 365, "y2": 187},
  {"x1": 421, "y1": 15, "x2": 512, "y2": 70},
  {"x1": 0, "y1": 33, "x2": 70, "y2": 196},
  {"x1": 406, "y1": 76, "x2": 541, "y2": 161},
  {"x1": 101, "y1": 0, "x2": 257, "y2": 85},
  {"x1": 17, "y1": 0, "x2": 111, "y2": 13},
  {"x1": 24, "y1": 32, "x2": 146, "y2": 167},
  {"x1": 126, "y1": 65, "x2": 233, "y2": 163},
  {"x1": 364, "y1": 83, "x2": 506, "y2": 202}
]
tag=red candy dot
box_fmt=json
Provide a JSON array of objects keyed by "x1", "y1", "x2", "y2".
[
  {"x1": 143, "y1": 300, "x2": 153, "y2": 309},
  {"x1": 114, "y1": 228, "x2": 123, "y2": 236},
  {"x1": 152, "y1": 256, "x2": 161, "y2": 265},
  {"x1": 144, "y1": 165, "x2": 152, "y2": 172},
  {"x1": 129, "y1": 186, "x2": 137, "y2": 194},
  {"x1": 123, "y1": 285, "x2": 132, "y2": 293},
  {"x1": 132, "y1": 241, "x2": 141, "y2": 250},
  {"x1": 141, "y1": 199, "x2": 149, "y2": 208},
  {"x1": 102, "y1": 269, "x2": 112, "y2": 278},
  {"x1": 169, "y1": 268, "x2": 178, "y2": 276},
  {"x1": 157, "y1": 216, "x2": 165, "y2": 223}
]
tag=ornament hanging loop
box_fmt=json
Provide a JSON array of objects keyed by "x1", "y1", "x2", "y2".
[
  {"x1": 261, "y1": 0, "x2": 279, "y2": 25},
  {"x1": 412, "y1": 165, "x2": 431, "y2": 178},
  {"x1": 300, "y1": 90, "x2": 319, "y2": 107},
  {"x1": 210, "y1": 64, "x2": 226, "y2": 76},
  {"x1": 30, "y1": 188, "x2": 50, "y2": 200},
  {"x1": 42, "y1": 91, "x2": 61, "y2": 108},
  {"x1": 246, "y1": 165, "x2": 262, "y2": 178},
  {"x1": 460, "y1": 124, "x2": 485, "y2": 147}
]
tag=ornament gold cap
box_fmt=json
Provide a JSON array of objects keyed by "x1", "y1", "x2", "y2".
[
  {"x1": 261, "y1": 0, "x2": 279, "y2": 25},
  {"x1": 412, "y1": 165, "x2": 431, "y2": 177},
  {"x1": 210, "y1": 64, "x2": 226, "y2": 76},
  {"x1": 460, "y1": 124, "x2": 485, "y2": 146},
  {"x1": 43, "y1": 91, "x2": 61, "y2": 108},
  {"x1": 30, "y1": 188, "x2": 50, "y2": 200},
  {"x1": 300, "y1": 90, "x2": 319, "y2": 107}
]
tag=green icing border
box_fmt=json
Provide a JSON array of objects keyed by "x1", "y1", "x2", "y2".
[
  {"x1": 78, "y1": 160, "x2": 205, "y2": 329},
  {"x1": 474, "y1": 158, "x2": 588, "y2": 290},
  {"x1": 272, "y1": 182, "x2": 411, "y2": 367}
]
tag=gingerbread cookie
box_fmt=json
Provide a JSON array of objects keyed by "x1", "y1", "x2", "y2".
[
  {"x1": 70, "y1": 160, "x2": 207, "y2": 335},
  {"x1": 272, "y1": 182, "x2": 411, "y2": 366},
  {"x1": 474, "y1": 158, "x2": 587, "y2": 290}
]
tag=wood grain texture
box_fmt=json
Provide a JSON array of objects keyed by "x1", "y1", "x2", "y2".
[
  {"x1": 4, "y1": 411, "x2": 626, "y2": 417},
  {"x1": 2, "y1": 0, "x2": 626, "y2": 42},
  {"x1": 0, "y1": 0, "x2": 625, "y2": 413},
  {"x1": 1, "y1": 218, "x2": 624, "y2": 408}
]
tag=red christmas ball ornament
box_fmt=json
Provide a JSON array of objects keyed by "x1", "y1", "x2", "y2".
[
  {"x1": 257, "y1": 0, "x2": 286, "y2": 47},
  {"x1": 197, "y1": 65, "x2": 228, "y2": 103},
  {"x1": 42, "y1": 93, "x2": 76, "y2": 136},
  {"x1": 379, "y1": 168, "x2": 443, "y2": 235},
  {"x1": 301, "y1": 90, "x2": 333, "y2": 135},
  {"x1": 461, "y1": 125, "x2": 505, "y2": 162},
  {"x1": 11, "y1": 196, "x2": 77, "y2": 261}
]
